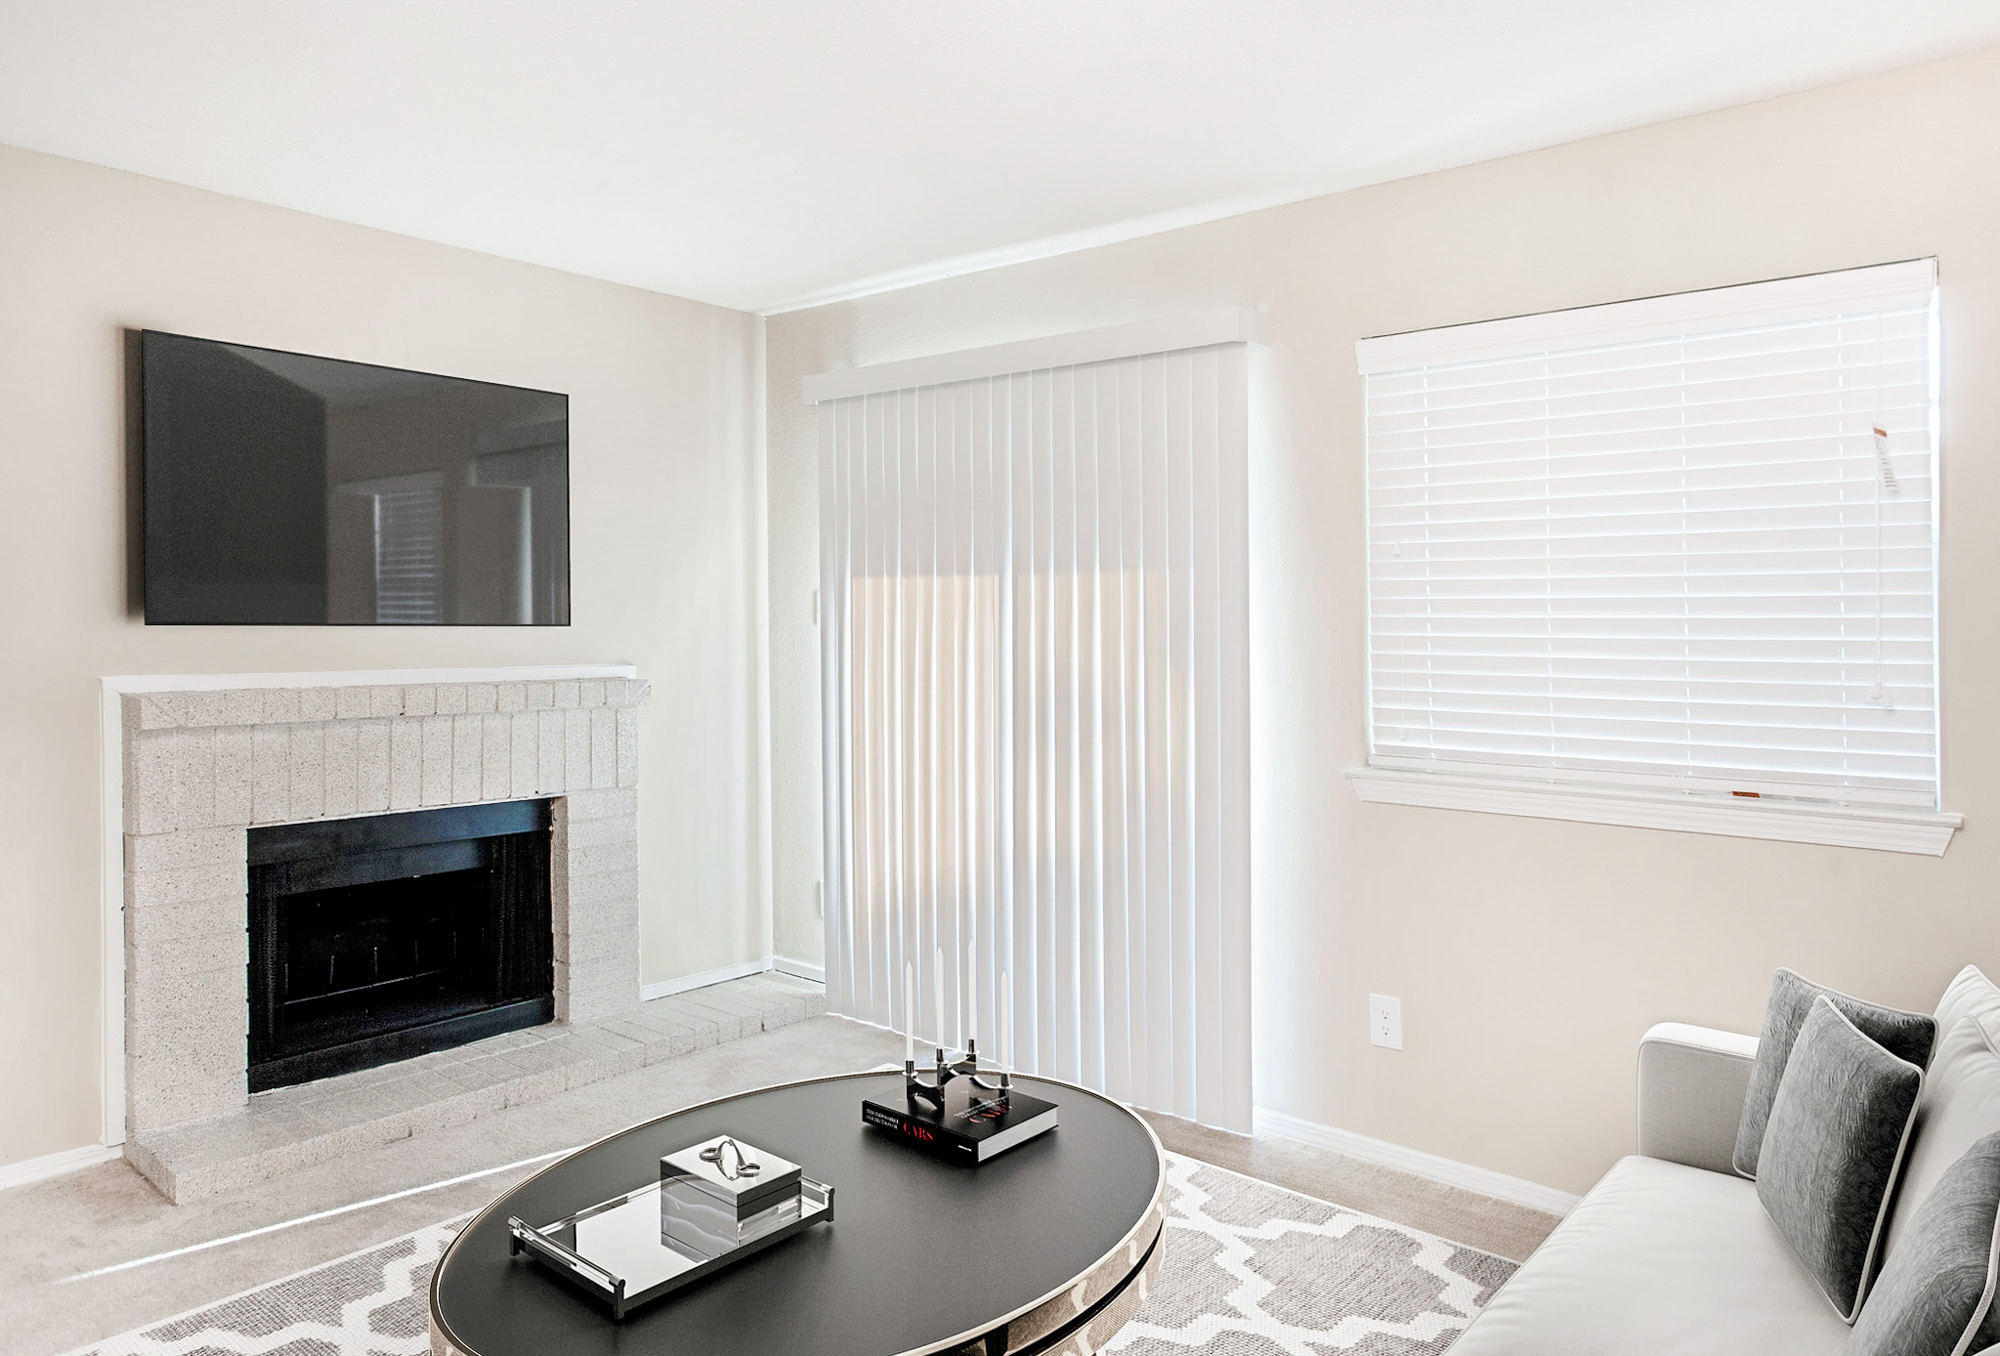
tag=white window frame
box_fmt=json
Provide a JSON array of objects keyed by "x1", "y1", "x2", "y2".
[{"x1": 1347, "y1": 262, "x2": 1959, "y2": 856}]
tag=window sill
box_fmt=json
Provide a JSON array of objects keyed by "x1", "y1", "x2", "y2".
[{"x1": 1346, "y1": 767, "x2": 1961, "y2": 856}]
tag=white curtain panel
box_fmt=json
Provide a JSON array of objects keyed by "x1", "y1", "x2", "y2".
[{"x1": 818, "y1": 343, "x2": 1253, "y2": 1131}]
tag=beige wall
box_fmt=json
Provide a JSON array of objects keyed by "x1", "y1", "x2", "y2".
[
  {"x1": 0, "y1": 144, "x2": 770, "y2": 1171},
  {"x1": 766, "y1": 46, "x2": 2000, "y2": 1194}
]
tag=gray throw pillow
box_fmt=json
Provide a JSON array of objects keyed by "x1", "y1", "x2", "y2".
[
  {"x1": 1735, "y1": 967, "x2": 1936, "y2": 1179},
  {"x1": 1849, "y1": 1132, "x2": 2000, "y2": 1356},
  {"x1": 1757, "y1": 995, "x2": 1924, "y2": 1321}
]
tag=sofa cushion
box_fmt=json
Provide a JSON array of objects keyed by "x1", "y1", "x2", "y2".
[
  {"x1": 1756, "y1": 995, "x2": 1924, "y2": 1321},
  {"x1": 1886, "y1": 1018, "x2": 2000, "y2": 1263},
  {"x1": 1446, "y1": 1156, "x2": 1851, "y2": 1356},
  {"x1": 1936, "y1": 964, "x2": 2000, "y2": 1046},
  {"x1": 1849, "y1": 1132, "x2": 2000, "y2": 1356},
  {"x1": 1735, "y1": 968, "x2": 1935, "y2": 1179}
]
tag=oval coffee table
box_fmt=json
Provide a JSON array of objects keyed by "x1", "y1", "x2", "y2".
[{"x1": 431, "y1": 1070, "x2": 1167, "y2": 1356}]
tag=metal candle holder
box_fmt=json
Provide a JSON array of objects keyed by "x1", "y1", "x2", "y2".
[{"x1": 905, "y1": 1038, "x2": 1009, "y2": 1112}]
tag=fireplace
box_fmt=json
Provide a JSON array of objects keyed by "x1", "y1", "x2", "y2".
[
  {"x1": 246, "y1": 799, "x2": 555, "y2": 1092},
  {"x1": 117, "y1": 673, "x2": 647, "y2": 1142}
]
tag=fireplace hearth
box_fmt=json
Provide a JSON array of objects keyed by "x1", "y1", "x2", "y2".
[{"x1": 247, "y1": 800, "x2": 554, "y2": 1091}]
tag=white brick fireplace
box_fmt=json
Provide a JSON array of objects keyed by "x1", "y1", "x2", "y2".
[{"x1": 109, "y1": 668, "x2": 649, "y2": 1145}]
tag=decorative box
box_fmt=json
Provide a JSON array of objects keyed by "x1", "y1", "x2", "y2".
[{"x1": 660, "y1": 1135, "x2": 804, "y2": 1257}]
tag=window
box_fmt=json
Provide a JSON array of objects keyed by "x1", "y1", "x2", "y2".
[
  {"x1": 1352, "y1": 260, "x2": 1954, "y2": 853},
  {"x1": 338, "y1": 471, "x2": 444, "y2": 623}
]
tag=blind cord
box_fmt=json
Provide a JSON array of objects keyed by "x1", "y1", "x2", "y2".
[{"x1": 1870, "y1": 314, "x2": 1897, "y2": 707}]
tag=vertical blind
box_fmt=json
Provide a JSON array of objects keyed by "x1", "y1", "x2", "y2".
[
  {"x1": 1358, "y1": 260, "x2": 1941, "y2": 808},
  {"x1": 818, "y1": 343, "x2": 1253, "y2": 1131}
]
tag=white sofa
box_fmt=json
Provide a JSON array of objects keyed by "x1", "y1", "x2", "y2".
[{"x1": 1450, "y1": 969, "x2": 2000, "y2": 1356}]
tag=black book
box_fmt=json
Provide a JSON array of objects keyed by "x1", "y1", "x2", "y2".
[{"x1": 862, "y1": 1078, "x2": 1059, "y2": 1164}]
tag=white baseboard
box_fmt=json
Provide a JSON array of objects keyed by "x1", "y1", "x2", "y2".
[
  {"x1": 0, "y1": 1143, "x2": 123, "y2": 1193},
  {"x1": 1253, "y1": 1107, "x2": 1581, "y2": 1217},
  {"x1": 641, "y1": 958, "x2": 776, "y2": 1001},
  {"x1": 640, "y1": 954, "x2": 828, "y2": 1001}
]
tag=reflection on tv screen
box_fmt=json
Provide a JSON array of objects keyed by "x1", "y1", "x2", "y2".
[{"x1": 142, "y1": 331, "x2": 570, "y2": 626}]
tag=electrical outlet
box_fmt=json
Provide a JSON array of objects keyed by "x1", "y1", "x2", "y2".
[{"x1": 1369, "y1": 994, "x2": 1403, "y2": 1050}]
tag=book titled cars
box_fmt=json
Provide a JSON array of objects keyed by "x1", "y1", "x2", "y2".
[{"x1": 862, "y1": 1080, "x2": 1058, "y2": 1163}]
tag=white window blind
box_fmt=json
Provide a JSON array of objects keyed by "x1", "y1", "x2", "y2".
[
  {"x1": 370, "y1": 472, "x2": 444, "y2": 624},
  {"x1": 1358, "y1": 260, "x2": 1940, "y2": 811},
  {"x1": 815, "y1": 334, "x2": 1254, "y2": 1132}
]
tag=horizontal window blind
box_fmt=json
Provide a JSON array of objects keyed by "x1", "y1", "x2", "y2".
[
  {"x1": 371, "y1": 474, "x2": 445, "y2": 624},
  {"x1": 1358, "y1": 260, "x2": 1940, "y2": 809}
]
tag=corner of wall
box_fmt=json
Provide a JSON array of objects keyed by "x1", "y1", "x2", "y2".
[{"x1": 751, "y1": 311, "x2": 776, "y2": 966}]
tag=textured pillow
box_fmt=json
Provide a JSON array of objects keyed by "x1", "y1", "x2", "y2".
[
  {"x1": 1849, "y1": 1132, "x2": 2000, "y2": 1356},
  {"x1": 1757, "y1": 995, "x2": 1924, "y2": 1321},
  {"x1": 1734, "y1": 967, "x2": 1936, "y2": 1179},
  {"x1": 1885, "y1": 1019, "x2": 2000, "y2": 1263}
]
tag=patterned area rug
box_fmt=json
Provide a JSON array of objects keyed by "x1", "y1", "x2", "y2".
[
  {"x1": 68, "y1": 1155, "x2": 1514, "y2": 1356},
  {"x1": 1108, "y1": 1156, "x2": 1513, "y2": 1355}
]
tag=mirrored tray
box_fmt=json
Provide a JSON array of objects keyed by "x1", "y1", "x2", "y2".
[{"x1": 508, "y1": 1176, "x2": 834, "y2": 1320}]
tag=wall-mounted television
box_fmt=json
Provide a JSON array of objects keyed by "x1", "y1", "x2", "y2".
[{"x1": 141, "y1": 331, "x2": 570, "y2": 625}]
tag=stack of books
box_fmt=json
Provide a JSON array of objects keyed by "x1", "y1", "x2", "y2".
[{"x1": 862, "y1": 1079, "x2": 1059, "y2": 1164}]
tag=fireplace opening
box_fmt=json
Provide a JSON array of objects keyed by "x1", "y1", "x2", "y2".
[{"x1": 247, "y1": 800, "x2": 554, "y2": 1092}]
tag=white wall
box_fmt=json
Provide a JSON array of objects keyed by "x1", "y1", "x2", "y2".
[
  {"x1": 0, "y1": 143, "x2": 770, "y2": 1172},
  {"x1": 765, "y1": 45, "x2": 2000, "y2": 1195}
]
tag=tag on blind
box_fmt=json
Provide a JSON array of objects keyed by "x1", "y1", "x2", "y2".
[{"x1": 1874, "y1": 426, "x2": 1900, "y2": 493}]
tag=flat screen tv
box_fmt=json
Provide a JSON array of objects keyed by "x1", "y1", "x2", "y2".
[{"x1": 141, "y1": 331, "x2": 570, "y2": 625}]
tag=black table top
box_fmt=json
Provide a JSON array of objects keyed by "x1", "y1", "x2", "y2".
[{"x1": 431, "y1": 1071, "x2": 1164, "y2": 1356}]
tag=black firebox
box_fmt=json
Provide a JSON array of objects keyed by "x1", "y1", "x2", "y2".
[{"x1": 247, "y1": 800, "x2": 554, "y2": 1092}]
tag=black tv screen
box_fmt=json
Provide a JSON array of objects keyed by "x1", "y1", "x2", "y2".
[{"x1": 142, "y1": 331, "x2": 569, "y2": 625}]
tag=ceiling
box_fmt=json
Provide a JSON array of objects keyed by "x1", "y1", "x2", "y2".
[{"x1": 2, "y1": 2, "x2": 1995, "y2": 314}]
